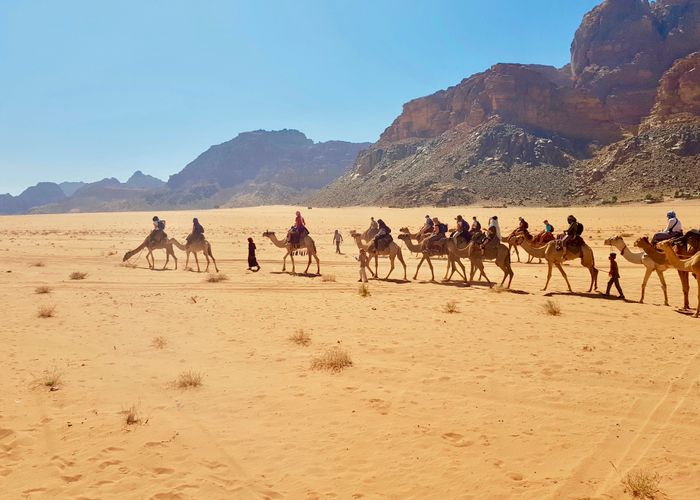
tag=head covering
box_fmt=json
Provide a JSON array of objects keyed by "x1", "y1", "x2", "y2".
[
  {"x1": 543, "y1": 219, "x2": 548, "y2": 223},
  {"x1": 609, "y1": 252, "x2": 616, "y2": 258},
  {"x1": 455, "y1": 215, "x2": 463, "y2": 220},
  {"x1": 377, "y1": 219, "x2": 387, "y2": 229},
  {"x1": 248, "y1": 237, "x2": 253, "y2": 243},
  {"x1": 519, "y1": 217, "x2": 523, "y2": 221},
  {"x1": 432, "y1": 217, "x2": 439, "y2": 223},
  {"x1": 492, "y1": 216, "x2": 498, "y2": 220},
  {"x1": 296, "y1": 211, "x2": 301, "y2": 216},
  {"x1": 193, "y1": 217, "x2": 198, "y2": 223},
  {"x1": 667, "y1": 211, "x2": 676, "y2": 219},
  {"x1": 152, "y1": 216, "x2": 159, "y2": 221},
  {"x1": 473, "y1": 216, "x2": 477, "y2": 220},
  {"x1": 425, "y1": 215, "x2": 430, "y2": 218},
  {"x1": 567, "y1": 215, "x2": 576, "y2": 223}
]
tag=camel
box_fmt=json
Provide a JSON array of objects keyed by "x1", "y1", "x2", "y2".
[
  {"x1": 460, "y1": 239, "x2": 514, "y2": 288},
  {"x1": 262, "y1": 230, "x2": 320, "y2": 275},
  {"x1": 361, "y1": 224, "x2": 379, "y2": 243},
  {"x1": 635, "y1": 236, "x2": 691, "y2": 310},
  {"x1": 514, "y1": 235, "x2": 598, "y2": 292},
  {"x1": 396, "y1": 231, "x2": 467, "y2": 282},
  {"x1": 657, "y1": 240, "x2": 700, "y2": 317},
  {"x1": 350, "y1": 231, "x2": 407, "y2": 280},
  {"x1": 123, "y1": 234, "x2": 177, "y2": 270},
  {"x1": 171, "y1": 237, "x2": 219, "y2": 273},
  {"x1": 604, "y1": 235, "x2": 669, "y2": 305}
]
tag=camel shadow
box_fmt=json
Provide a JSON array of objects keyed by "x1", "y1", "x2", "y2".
[
  {"x1": 371, "y1": 278, "x2": 411, "y2": 285},
  {"x1": 269, "y1": 271, "x2": 320, "y2": 278},
  {"x1": 416, "y1": 280, "x2": 471, "y2": 288},
  {"x1": 544, "y1": 291, "x2": 632, "y2": 302}
]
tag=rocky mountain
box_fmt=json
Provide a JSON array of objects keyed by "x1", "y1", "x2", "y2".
[
  {"x1": 0, "y1": 182, "x2": 67, "y2": 215},
  {"x1": 58, "y1": 181, "x2": 86, "y2": 197},
  {"x1": 125, "y1": 170, "x2": 166, "y2": 190},
  {"x1": 314, "y1": 0, "x2": 700, "y2": 207}
]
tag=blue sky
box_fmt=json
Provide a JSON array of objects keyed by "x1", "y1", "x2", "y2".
[{"x1": 0, "y1": 0, "x2": 599, "y2": 195}]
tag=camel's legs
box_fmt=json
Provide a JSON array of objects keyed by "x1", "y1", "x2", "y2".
[
  {"x1": 146, "y1": 250, "x2": 154, "y2": 269},
  {"x1": 452, "y1": 258, "x2": 467, "y2": 283},
  {"x1": 426, "y1": 256, "x2": 435, "y2": 281},
  {"x1": 654, "y1": 269, "x2": 669, "y2": 306},
  {"x1": 208, "y1": 245, "x2": 219, "y2": 273},
  {"x1": 397, "y1": 250, "x2": 407, "y2": 281},
  {"x1": 194, "y1": 252, "x2": 201, "y2": 273},
  {"x1": 414, "y1": 255, "x2": 427, "y2": 280},
  {"x1": 553, "y1": 261, "x2": 572, "y2": 292},
  {"x1": 640, "y1": 267, "x2": 653, "y2": 303},
  {"x1": 374, "y1": 254, "x2": 379, "y2": 279},
  {"x1": 385, "y1": 255, "x2": 395, "y2": 280},
  {"x1": 679, "y1": 271, "x2": 690, "y2": 309},
  {"x1": 304, "y1": 250, "x2": 312, "y2": 274},
  {"x1": 543, "y1": 262, "x2": 553, "y2": 291},
  {"x1": 586, "y1": 266, "x2": 599, "y2": 292},
  {"x1": 313, "y1": 254, "x2": 320, "y2": 275},
  {"x1": 185, "y1": 252, "x2": 190, "y2": 270},
  {"x1": 498, "y1": 262, "x2": 513, "y2": 288},
  {"x1": 511, "y1": 244, "x2": 520, "y2": 263},
  {"x1": 289, "y1": 252, "x2": 296, "y2": 274},
  {"x1": 695, "y1": 277, "x2": 700, "y2": 318},
  {"x1": 204, "y1": 252, "x2": 211, "y2": 273},
  {"x1": 282, "y1": 251, "x2": 288, "y2": 272}
]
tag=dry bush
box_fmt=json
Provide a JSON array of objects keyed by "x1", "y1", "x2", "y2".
[
  {"x1": 358, "y1": 283, "x2": 371, "y2": 297},
  {"x1": 489, "y1": 285, "x2": 505, "y2": 294},
  {"x1": 321, "y1": 274, "x2": 336, "y2": 282},
  {"x1": 443, "y1": 300, "x2": 459, "y2": 313},
  {"x1": 151, "y1": 336, "x2": 167, "y2": 349},
  {"x1": 37, "y1": 304, "x2": 56, "y2": 318},
  {"x1": 289, "y1": 329, "x2": 311, "y2": 346},
  {"x1": 542, "y1": 299, "x2": 561, "y2": 316},
  {"x1": 311, "y1": 346, "x2": 353, "y2": 372},
  {"x1": 35, "y1": 285, "x2": 52, "y2": 294},
  {"x1": 123, "y1": 404, "x2": 142, "y2": 425},
  {"x1": 105, "y1": 250, "x2": 117, "y2": 256},
  {"x1": 69, "y1": 271, "x2": 87, "y2": 280},
  {"x1": 621, "y1": 470, "x2": 664, "y2": 499},
  {"x1": 206, "y1": 273, "x2": 228, "y2": 283},
  {"x1": 30, "y1": 261, "x2": 45, "y2": 267},
  {"x1": 42, "y1": 368, "x2": 62, "y2": 389},
  {"x1": 176, "y1": 370, "x2": 203, "y2": 388}
]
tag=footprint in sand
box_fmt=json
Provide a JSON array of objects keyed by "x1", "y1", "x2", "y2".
[
  {"x1": 507, "y1": 472, "x2": 524, "y2": 481},
  {"x1": 367, "y1": 398, "x2": 391, "y2": 415},
  {"x1": 441, "y1": 432, "x2": 474, "y2": 447}
]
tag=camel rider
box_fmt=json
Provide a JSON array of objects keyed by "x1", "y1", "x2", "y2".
[
  {"x1": 544, "y1": 220, "x2": 554, "y2": 234},
  {"x1": 488, "y1": 216, "x2": 501, "y2": 240},
  {"x1": 652, "y1": 211, "x2": 683, "y2": 244},
  {"x1": 369, "y1": 217, "x2": 378, "y2": 232},
  {"x1": 510, "y1": 217, "x2": 529, "y2": 238},
  {"x1": 480, "y1": 225, "x2": 498, "y2": 253},
  {"x1": 420, "y1": 215, "x2": 434, "y2": 237},
  {"x1": 288, "y1": 210, "x2": 308, "y2": 244},
  {"x1": 373, "y1": 219, "x2": 392, "y2": 250},
  {"x1": 453, "y1": 215, "x2": 471, "y2": 244},
  {"x1": 471, "y1": 216, "x2": 481, "y2": 233},
  {"x1": 425, "y1": 217, "x2": 447, "y2": 249},
  {"x1": 186, "y1": 217, "x2": 205, "y2": 245},
  {"x1": 150, "y1": 216, "x2": 166, "y2": 243},
  {"x1": 560, "y1": 215, "x2": 583, "y2": 251},
  {"x1": 535, "y1": 219, "x2": 554, "y2": 244}
]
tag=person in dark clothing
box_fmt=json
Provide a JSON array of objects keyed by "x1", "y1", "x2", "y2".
[
  {"x1": 186, "y1": 217, "x2": 205, "y2": 245},
  {"x1": 471, "y1": 216, "x2": 481, "y2": 233},
  {"x1": 247, "y1": 237, "x2": 260, "y2": 272},
  {"x1": 453, "y1": 215, "x2": 471, "y2": 243},
  {"x1": 373, "y1": 219, "x2": 392, "y2": 250},
  {"x1": 150, "y1": 216, "x2": 166, "y2": 243},
  {"x1": 604, "y1": 252, "x2": 624, "y2": 299},
  {"x1": 559, "y1": 215, "x2": 581, "y2": 251}
]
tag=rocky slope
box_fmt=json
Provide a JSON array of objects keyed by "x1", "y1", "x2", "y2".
[
  {"x1": 0, "y1": 183, "x2": 67, "y2": 215},
  {"x1": 314, "y1": 0, "x2": 700, "y2": 207}
]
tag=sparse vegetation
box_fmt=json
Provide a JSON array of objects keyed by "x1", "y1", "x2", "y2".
[
  {"x1": 542, "y1": 299, "x2": 561, "y2": 316},
  {"x1": 289, "y1": 329, "x2": 311, "y2": 346},
  {"x1": 151, "y1": 336, "x2": 167, "y2": 349},
  {"x1": 42, "y1": 368, "x2": 62, "y2": 389},
  {"x1": 621, "y1": 470, "x2": 664, "y2": 499},
  {"x1": 30, "y1": 261, "x2": 45, "y2": 267},
  {"x1": 176, "y1": 370, "x2": 203, "y2": 388},
  {"x1": 443, "y1": 300, "x2": 459, "y2": 313},
  {"x1": 206, "y1": 273, "x2": 228, "y2": 283},
  {"x1": 358, "y1": 283, "x2": 371, "y2": 297},
  {"x1": 37, "y1": 304, "x2": 56, "y2": 318},
  {"x1": 35, "y1": 285, "x2": 52, "y2": 294},
  {"x1": 311, "y1": 346, "x2": 353, "y2": 372},
  {"x1": 321, "y1": 274, "x2": 336, "y2": 282},
  {"x1": 69, "y1": 271, "x2": 87, "y2": 280},
  {"x1": 124, "y1": 404, "x2": 142, "y2": 425}
]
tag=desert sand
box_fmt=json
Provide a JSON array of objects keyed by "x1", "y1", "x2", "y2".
[{"x1": 1, "y1": 203, "x2": 699, "y2": 499}]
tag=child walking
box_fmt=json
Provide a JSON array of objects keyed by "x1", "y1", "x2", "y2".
[
  {"x1": 333, "y1": 229, "x2": 343, "y2": 254},
  {"x1": 356, "y1": 249, "x2": 370, "y2": 283},
  {"x1": 605, "y1": 252, "x2": 624, "y2": 299},
  {"x1": 247, "y1": 237, "x2": 260, "y2": 272}
]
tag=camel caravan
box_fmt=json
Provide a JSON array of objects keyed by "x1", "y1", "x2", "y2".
[{"x1": 122, "y1": 210, "x2": 700, "y2": 317}]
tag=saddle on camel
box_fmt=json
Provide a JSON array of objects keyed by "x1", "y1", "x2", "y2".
[
  {"x1": 150, "y1": 216, "x2": 168, "y2": 243},
  {"x1": 555, "y1": 215, "x2": 585, "y2": 256},
  {"x1": 287, "y1": 211, "x2": 309, "y2": 249}
]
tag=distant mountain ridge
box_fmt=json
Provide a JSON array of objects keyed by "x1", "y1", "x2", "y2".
[{"x1": 1, "y1": 129, "x2": 369, "y2": 214}]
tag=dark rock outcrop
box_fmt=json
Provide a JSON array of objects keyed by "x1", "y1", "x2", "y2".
[{"x1": 0, "y1": 182, "x2": 66, "y2": 214}]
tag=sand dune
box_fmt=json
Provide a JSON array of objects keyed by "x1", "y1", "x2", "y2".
[{"x1": 1, "y1": 203, "x2": 699, "y2": 499}]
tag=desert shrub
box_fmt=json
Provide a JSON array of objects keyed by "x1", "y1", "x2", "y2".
[
  {"x1": 124, "y1": 404, "x2": 142, "y2": 425},
  {"x1": 69, "y1": 271, "x2": 87, "y2": 280},
  {"x1": 443, "y1": 300, "x2": 459, "y2": 313},
  {"x1": 206, "y1": 273, "x2": 228, "y2": 283},
  {"x1": 37, "y1": 304, "x2": 56, "y2": 318},
  {"x1": 542, "y1": 300, "x2": 561, "y2": 316},
  {"x1": 358, "y1": 283, "x2": 371, "y2": 297},
  {"x1": 151, "y1": 336, "x2": 167, "y2": 349},
  {"x1": 35, "y1": 285, "x2": 52, "y2": 294},
  {"x1": 621, "y1": 470, "x2": 664, "y2": 500},
  {"x1": 289, "y1": 329, "x2": 311, "y2": 346},
  {"x1": 321, "y1": 274, "x2": 336, "y2": 282},
  {"x1": 176, "y1": 370, "x2": 203, "y2": 388},
  {"x1": 42, "y1": 368, "x2": 62, "y2": 389},
  {"x1": 311, "y1": 346, "x2": 353, "y2": 372}
]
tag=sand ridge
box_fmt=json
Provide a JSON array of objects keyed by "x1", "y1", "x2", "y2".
[{"x1": 1, "y1": 203, "x2": 699, "y2": 499}]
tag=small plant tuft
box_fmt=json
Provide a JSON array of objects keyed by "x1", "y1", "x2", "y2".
[
  {"x1": 321, "y1": 274, "x2": 336, "y2": 282},
  {"x1": 311, "y1": 346, "x2": 353, "y2": 372},
  {"x1": 151, "y1": 336, "x2": 167, "y2": 349},
  {"x1": 206, "y1": 273, "x2": 228, "y2": 283},
  {"x1": 42, "y1": 368, "x2": 62, "y2": 389},
  {"x1": 358, "y1": 283, "x2": 371, "y2": 297},
  {"x1": 542, "y1": 299, "x2": 561, "y2": 316},
  {"x1": 35, "y1": 285, "x2": 52, "y2": 294},
  {"x1": 289, "y1": 329, "x2": 311, "y2": 346},
  {"x1": 176, "y1": 370, "x2": 203, "y2": 389},
  {"x1": 124, "y1": 404, "x2": 142, "y2": 426},
  {"x1": 37, "y1": 304, "x2": 56, "y2": 318},
  {"x1": 443, "y1": 300, "x2": 459, "y2": 313},
  {"x1": 621, "y1": 470, "x2": 664, "y2": 499},
  {"x1": 69, "y1": 271, "x2": 87, "y2": 280}
]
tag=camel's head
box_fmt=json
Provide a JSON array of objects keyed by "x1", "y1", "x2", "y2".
[
  {"x1": 397, "y1": 233, "x2": 410, "y2": 240},
  {"x1": 262, "y1": 230, "x2": 274, "y2": 238},
  {"x1": 658, "y1": 239, "x2": 673, "y2": 248},
  {"x1": 399, "y1": 227, "x2": 410, "y2": 233},
  {"x1": 603, "y1": 235, "x2": 622, "y2": 246},
  {"x1": 349, "y1": 230, "x2": 360, "y2": 238},
  {"x1": 122, "y1": 252, "x2": 130, "y2": 262},
  {"x1": 634, "y1": 236, "x2": 649, "y2": 248}
]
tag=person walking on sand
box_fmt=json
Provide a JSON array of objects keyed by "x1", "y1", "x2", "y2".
[
  {"x1": 247, "y1": 237, "x2": 260, "y2": 272},
  {"x1": 356, "y1": 248, "x2": 370, "y2": 282},
  {"x1": 604, "y1": 252, "x2": 624, "y2": 299},
  {"x1": 333, "y1": 229, "x2": 343, "y2": 254}
]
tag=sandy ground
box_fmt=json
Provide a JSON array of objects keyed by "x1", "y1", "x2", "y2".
[{"x1": 1, "y1": 203, "x2": 699, "y2": 500}]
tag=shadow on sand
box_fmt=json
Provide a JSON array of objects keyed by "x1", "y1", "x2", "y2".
[
  {"x1": 269, "y1": 271, "x2": 321, "y2": 278},
  {"x1": 544, "y1": 291, "x2": 630, "y2": 302}
]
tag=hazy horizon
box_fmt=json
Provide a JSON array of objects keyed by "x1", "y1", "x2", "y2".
[{"x1": 0, "y1": 0, "x2": 599, "y2": 195}]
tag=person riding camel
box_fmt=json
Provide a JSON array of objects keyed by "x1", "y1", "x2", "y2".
[
  {"x1": 509, "y1": 217, "x2": 529, "y2": 239},
  {"x1": 652, "y1": 211, "x2": 683, "y2": 244},
  {"x1": 287, "y1": 210, "x2": 308, "y2": 244},
  {"x1": 369, "y1": 217, "x2": 379, "y2": 232},
  {"x1": 480, "y1": 225, "x2": 498, "y2": 254},
  {"x1": 488, "y1": 216, "x2": 501, "y2": 240},
  {"x1": 373, "y1": 219, "x2": 392, "y2": 250},
  {"x1": 559, "y1": 215, "x2": 583, "y2": 252},
  {"x1": 424, "y1": 217, "x2": 447, "y2": 250},
  {"x1": 150, "y1": 216, "x2": 166, "y2": 243},
  {"x1": 453, "y1": 215, "x2": 471, "y2": 244},
  {"x1": 186, "y1": 217, "x2": 205, "y2": 245},
  {"x1": 535, "y1": 219, "x2": 554, "y2": 244},
  {"x1": 420, "y1": 215, "x2": 434, "y2": 238},
  {"x1": 471, "y1": 216, "x2": 481, "y2": 233}
]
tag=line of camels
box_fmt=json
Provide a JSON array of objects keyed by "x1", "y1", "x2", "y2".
[{"x1": 122, "y1": 224, "x2": 700, "y2": 318}]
